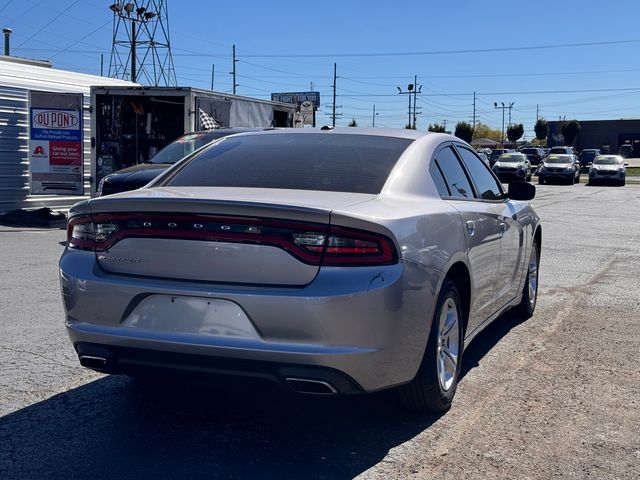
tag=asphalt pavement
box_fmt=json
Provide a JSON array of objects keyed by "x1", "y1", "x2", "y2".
[{"x1": 1, "y1": 182, "x2": 639, "y2": 479}]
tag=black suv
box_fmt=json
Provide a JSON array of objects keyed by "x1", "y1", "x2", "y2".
[
  {"x1": 519, "y1": 147, "x2": 545, "y2": 166},
  {"x1": 578, "y1": 149, "x2": 600, "y2": 169}
]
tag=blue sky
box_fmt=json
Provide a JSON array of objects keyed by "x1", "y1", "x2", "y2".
[{"x1": 2, "y1": 0, "x2": 640, "y2": 136}]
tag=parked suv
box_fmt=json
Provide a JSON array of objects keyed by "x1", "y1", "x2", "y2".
[
  {"x1": 492, "y1": 153, "x2": 531, "y2": 182},
  {"x1": 578, "y1": 149, "x2": 600, "y2": 169},
  {"x1": 538, "y1": 154, "x2": 581, "y2": 185},
  {"x1": 519, "y1": 147, "x2": 545, "y2": 166},
  {"x1": 548, "y1": 146, "x2": 575, "y2": 155},
  {"x1": 618, "y1": 144, "x2": 633, "y2": 158}
]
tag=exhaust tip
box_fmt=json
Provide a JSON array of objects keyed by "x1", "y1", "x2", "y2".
[
  {"x1": 79, "y1": 355, "x2": 109, "y2": 372},
  {"x1": 284, "y1": 377, "x2": 338, "y2": 395}
]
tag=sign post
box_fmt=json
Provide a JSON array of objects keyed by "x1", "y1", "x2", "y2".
[{"x1": 29, "y1": 91, "x2": 84, "y2": 195}]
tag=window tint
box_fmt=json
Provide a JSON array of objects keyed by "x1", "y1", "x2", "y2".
[
  {"x1": 456, "y1": 146, "x2": 504, "y2": 201},
  {"x1": 164, "y1": 134, "x2": 413, "y2": 194},
  {"x1": 430, "y1": 162, "x2": 450, "y2": 197},
  {"x1": 433, "y1": 146, "x2": 474, "y2": 199}
]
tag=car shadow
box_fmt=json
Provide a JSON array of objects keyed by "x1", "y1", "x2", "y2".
[
  {"x1": 0, "y1": 374, "x2": 439, "y2": 479},
  {"x1": 1, "y1": 312, "x2": 527, "y2": 479},
  {"x1": 459, "y1": 309, "x2": 529, "y2": 380}
]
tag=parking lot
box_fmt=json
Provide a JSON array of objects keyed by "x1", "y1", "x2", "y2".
[{"x1": 1, "y1": 182, "x2": 639, "y2": 480}]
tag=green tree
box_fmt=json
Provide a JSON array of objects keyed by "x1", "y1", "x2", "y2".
[
  {"x1": 534, "y1": 118, "x2": 548, "y2": 141},
  {"x1": 507, "y1": 123, "x2": 524, "y2": 145},
  {"x1": 454, "y1": 121, "x2": 474, "y2": 143},
  {"x1": 348, "y1": 118, "x2": 357, "y2": 127},
  {"x1": 561, "y1": 120, "x2": 581, "y2": 145},
  {"x1": 472, "y1": 122, "x2": 503, "y2": 142},
  {"x1": 428, "y1": 123, "x2": 445, "y2": 133}
]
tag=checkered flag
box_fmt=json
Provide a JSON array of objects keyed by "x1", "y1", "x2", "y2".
[{"x1": 199, "y1": 108, "x2": 220, "y2": 130}]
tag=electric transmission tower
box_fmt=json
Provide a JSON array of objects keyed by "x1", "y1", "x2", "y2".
[{"x1": 108, "y1": 1, "x2": 177, "y2": 86}]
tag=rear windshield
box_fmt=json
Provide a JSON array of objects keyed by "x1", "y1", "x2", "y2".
[{"x1": 162, "y1": 133, "x2": 413, "y2": 194}]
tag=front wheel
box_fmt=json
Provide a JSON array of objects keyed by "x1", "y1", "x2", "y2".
[
  {"x1": 400, "y1": 279, "x2": 464, "y2": 412},
  {"x1": 516, "y1": 239, "x2": 540, "y2": 319}
]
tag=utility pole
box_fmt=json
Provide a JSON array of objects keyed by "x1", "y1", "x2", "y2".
[
  {"x1": 494, "y1": 101, "x2": 514, "y2": 148},
  {"x1": 211, "y1": 64, "x2": 215, "y2": 90},
  {"x1": 536, "y1": 104, "x2": 539, "y2": 122},
  {"x1": 472, "y1": 91, "x2": 477, "y2": 128},
  {"x1": 332, "y1": 63, "x2": 337, "y2": 127},
  {"x1": 412, "y1": 74, "x2": 422, "y2": 129},
  {"x1": 397, "y1": 81, "x2": 415, "y2": 129},
  {"x1": 231, "y1": 44, "x2": 238, "y2": 94},
  {"x1": 442, "y1": 120, "x2": 447, "y2": 132},
  {"x1": 100, "y1": 53, "x2": 104, "y2": 77},
  {"x1": 372, "y1": 104, "x2": 378, "y2": 127}
]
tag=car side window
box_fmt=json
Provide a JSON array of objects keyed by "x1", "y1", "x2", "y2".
[
  {"x1": 432, "y1": 146, "x2": 474, "y2": 199},
  {"x1": 455, "y1": 146, "x2": 505, "y2": 201},
  {"x1": 429, "y1": 162, "x2": 450, "y2": 197}
]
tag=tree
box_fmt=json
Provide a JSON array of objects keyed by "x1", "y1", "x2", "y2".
[
  {"x1": 507, "y1": 123, "x2": 524, "y2": 145},
  {"x1": 472, "y1": 122, "x2": 503, "y2": 142},
  {"x1": 454, "y1": 121, "x2": 474, "y2": 143},
  {"x1": 561, "y1": 120, "x2": 581, "y2": 145},
  {"x1": 348, "y1": 118, "x2": 357, "y2": 127},
  {"x1": 534, "y1": 118, "x2": 548, "y2": 141},
  {"x1": 427, "y1": 123, "x2": 445, "y2": 133}
]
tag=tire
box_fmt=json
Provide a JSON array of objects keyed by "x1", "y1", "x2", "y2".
[
  {"x1": 620, "y1": 179, "x2": 626, "y2": 187},
  {"x1": 516, "y1": 238, "x2": 540, "y2": 319},
  {"x1": 569, "y1": 175, "x2": 575, "y2": 185},
  {"x1": 538, "y1": 178, "x2": 544, "y2": 185},
  {"x1": 575, "y1": 173, "x2": 580, "y2": 184},
  {"x1": 400, "y1": 279, "x2": 464, "y2": 412}
]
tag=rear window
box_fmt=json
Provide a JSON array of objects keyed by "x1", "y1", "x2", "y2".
[{"x1": 163, "y1": 133, "x2": 413, "y2": 194}]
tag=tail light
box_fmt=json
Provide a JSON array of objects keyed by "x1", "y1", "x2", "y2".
[{"x1": 67, "y1": 213, "x2": 397, "y2": 266}]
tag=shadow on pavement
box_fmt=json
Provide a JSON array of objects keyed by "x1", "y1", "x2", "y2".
[
  {"x1": 0, "y1": 374, "x2": 437, "y2": 479},
  {"x1": 0, "y1": 312, "x2": 528, "y2": 479}
]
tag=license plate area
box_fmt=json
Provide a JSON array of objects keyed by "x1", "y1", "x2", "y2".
[{"x1": 122, "y1": 295, "x2": 260, "y2": 339}]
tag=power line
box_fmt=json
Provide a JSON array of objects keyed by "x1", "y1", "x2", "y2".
[
  {"x1": 236, "y1": 39, "x2": 640, "y2": 58},
  {"x1": 16, "y1": 0, "x2": 82, "y2": 48}
]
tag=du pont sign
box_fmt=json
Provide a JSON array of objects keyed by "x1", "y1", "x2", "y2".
[{"x1": 29, "y1": 91, "x2": 84, "y2": 195}]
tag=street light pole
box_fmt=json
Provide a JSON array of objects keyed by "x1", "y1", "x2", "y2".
[
  {"x1": 494, "y1": 101, "x2": 514, "y2": 148},
  {"x1": 397, "y1": 84, "x2": 414, "y2": 128},
  {"x1": 130, "y1": 20, "x2": 136, "y2": 83}
]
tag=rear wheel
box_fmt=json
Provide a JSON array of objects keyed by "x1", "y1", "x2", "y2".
[
  {"x1": 516, "y1": 239, "x2": 540, "y2": 319},
  {"x1": 400, "y1": 279, "x2": 463, "y2": 412}
]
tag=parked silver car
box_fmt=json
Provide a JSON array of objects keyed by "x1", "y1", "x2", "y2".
[
  {"x1": 588, "y1": 155, "x2": 627, "y2": 186},
  {"x1": 492, "y1": 153, "x2": 532, "y2": 182},
  {"x1": 537, "y1": 154, "x2": 581, "y2": 184},
  {"x1": 60, "y1": 128, "x2": 541, "y2": 412}
]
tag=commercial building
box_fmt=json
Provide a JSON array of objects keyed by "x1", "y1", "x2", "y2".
[{"x1": 547, "y1": 119, "x2": 640, "y2": 156}]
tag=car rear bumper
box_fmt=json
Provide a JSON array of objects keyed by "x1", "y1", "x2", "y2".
[{"x1": 60, "y1": 249, "x2": 439, "y2": 393}]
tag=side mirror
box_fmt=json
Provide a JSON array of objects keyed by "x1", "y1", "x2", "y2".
[
  {"x1": 508, "y1": 181, "x2": 536, "y2": 201},
  {"x1": 624, "y1": 162, "x2": 629, "y2": 166}
]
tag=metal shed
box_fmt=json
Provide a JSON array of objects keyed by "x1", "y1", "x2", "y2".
[{"x1": 0, "y1": 55, "x2": 136, "y2": 215}]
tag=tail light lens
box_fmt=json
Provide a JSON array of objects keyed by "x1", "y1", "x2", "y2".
[{"x1": 67, "y1": 213, "x2": 397, "y2": 266}]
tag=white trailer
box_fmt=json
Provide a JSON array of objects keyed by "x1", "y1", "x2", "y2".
[{"x1": 89, "y1": 86, "x2": 296, "y2": 193}]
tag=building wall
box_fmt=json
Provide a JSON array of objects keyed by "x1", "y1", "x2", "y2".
[{"x1": 548, "y1": 119, "x2": 640, "y2": 155}]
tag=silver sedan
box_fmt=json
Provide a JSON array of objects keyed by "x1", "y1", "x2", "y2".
[{"x1": 60, "y1": 128, "x2": 541, "y2": 412}]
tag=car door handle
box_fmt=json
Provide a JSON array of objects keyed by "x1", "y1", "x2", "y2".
[
  {"x1": 499, "y1": 222, "x2": 507, "y2": 234},
  {"x1": 466, "y1": 220, "x2": 475, "y2": 236}
]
